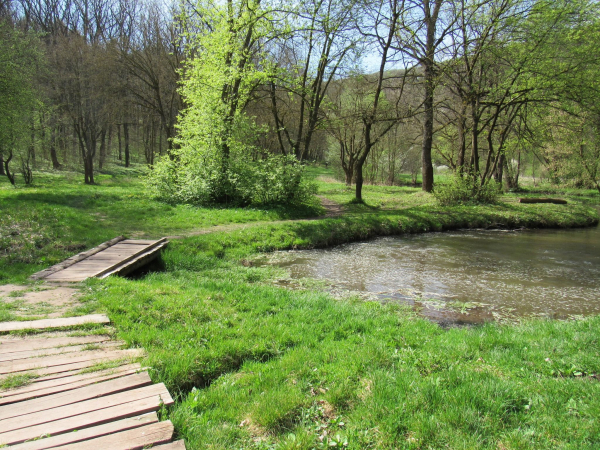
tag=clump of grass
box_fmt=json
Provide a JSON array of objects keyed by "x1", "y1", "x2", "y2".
[
  {"x1": 77, "y1": 358, "x2": 137, "y2": 374},
  {"x1": 81, "y1": 343, "x2": 102, "y2": 351},
  {"x1": 0, "y1": 373, "x2": 38, "y2": 390},
  {"x1": 68, "y1": 327, "x2": 114, "y2": 337},
  {"x1": 5, "y1": 322, "x2": 110, "y2": 337}
]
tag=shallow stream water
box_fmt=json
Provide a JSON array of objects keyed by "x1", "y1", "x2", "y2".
[{"x1": 264, "y1": 225, "x2": 600, "y2": 325}]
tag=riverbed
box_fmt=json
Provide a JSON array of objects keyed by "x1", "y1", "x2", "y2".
[{"x1": 264, "y1": 225, "x2": 600, "y2": 325}]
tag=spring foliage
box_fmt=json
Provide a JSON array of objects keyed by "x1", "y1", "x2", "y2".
[
  {"x1": 147, "y1": 0, "x2": 315, "y2": 205},
  {"x1": 433, "y1": 175, "x2": 499, "y2": 206}
]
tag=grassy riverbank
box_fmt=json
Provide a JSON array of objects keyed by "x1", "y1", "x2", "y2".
[
  {"x1": 1, "y1": 165, "x2": 597, "y2": 283},
  {"x1": 90, "y1": 232, "x2": 600, "y2": 449},
  {"x1": 2, "y1": 167, "x2": 600, "y2": 448}
]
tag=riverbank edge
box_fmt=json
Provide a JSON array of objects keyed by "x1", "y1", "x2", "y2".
[{"x1": 166, "y1": 202, "x2": 600, "y2": 264}]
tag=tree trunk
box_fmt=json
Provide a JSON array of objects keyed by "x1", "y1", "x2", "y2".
[
  {"x1": 355, "y1": 158, "x2": 365, "y2": 202},
  {"x1": 494, "y1": 153, "x2": 504, "y2": 184},
  {"x1": 98, "y1": 128, "x2": 107, "y2": 170},
  {"x1": 4, "y1": 149, "x2": 15, "y2": 185},
  {"x1": 456, "y1": 104, "x2": 467, "y2": 174},
  {"x1": 0, "y1": 152, "x2": 5, "y2": 176},
  {"x1": 502, "y1": 156, "x2": 518, "y2": 190},
  {"x1": 421, "y1": 57, "x2": 435, "y2": 192},
  {"x1": 470, "y1": 101, "x2": 480, "y2": 176},
  {"x1": 123, "y1": 122, "x2": 130, "y2": 167},
  {"x1": 117, "y1": 124, "x2": 122, "y2": 161},
  {"x1": 107, "y1": 125, "x2": 113, "y2": 162},
  {"x1": 421, "y1": 86, "x2": 434, "y2": 192},
  {"x1": 29, "y1": 117, "x2": 36, "y2": 168},
  {"x1": 344, "y1": 167, "x2": 353, "y2": 185},
  {"x1": 49, "y1": 127, "x2": 61, "y2": 169}
]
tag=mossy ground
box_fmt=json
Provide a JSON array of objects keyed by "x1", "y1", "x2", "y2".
[{"x1": 1, "y1": 164, "x2": 600, "y2": 449}]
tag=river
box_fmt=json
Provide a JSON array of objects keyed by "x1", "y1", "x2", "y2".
[{"x1": 264, "y1": 225, "x2": 600, "y2": 325}]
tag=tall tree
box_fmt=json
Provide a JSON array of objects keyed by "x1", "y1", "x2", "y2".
[
  {"x1": 267, "y1": 0, "x2": 360, "y2": 161},
  {"x1": 0, "y1": 19, "x2": 41, "y2": 183},
  {"x1": 398, "y1": 0, "x2": 456, "y2": 192},
  {"x1": 351, "y1": 0, "x2": 414, "y2": 201}
]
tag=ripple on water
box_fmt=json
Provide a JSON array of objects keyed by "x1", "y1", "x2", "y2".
[{"x1": 266, "y1": 226, "x2": 600, "y2": 324}]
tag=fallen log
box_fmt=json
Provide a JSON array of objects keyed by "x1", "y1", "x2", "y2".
[{"x1": 519, "y1": 198, "x2": 567, "y2": 205}]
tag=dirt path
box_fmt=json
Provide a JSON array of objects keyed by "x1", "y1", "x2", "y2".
[
  {"x1": 166, "y1": 196, "x2": 345, "y2": 239},
  {"x1": 0, "y1": 284, "x2": 83, "y2": 320}
]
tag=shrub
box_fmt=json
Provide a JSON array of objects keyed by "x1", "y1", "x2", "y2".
[
  {"x1": 433, "y1": 174, "x2": 499, "y2": 206},
  {"x1": 147, "y1": 153, "x2": 316, "y2": 207}
]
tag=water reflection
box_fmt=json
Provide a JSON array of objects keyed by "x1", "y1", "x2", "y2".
[{"x1": 265, "y1": 226, "x2": 600, "y2": 324}]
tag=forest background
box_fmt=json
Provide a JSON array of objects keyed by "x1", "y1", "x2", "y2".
[{"x1": 1, "y1": 0, "x2": 600, "y2": 204}]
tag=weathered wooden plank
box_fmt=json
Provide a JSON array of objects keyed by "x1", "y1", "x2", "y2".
[
  {"x1": 0, "y1": 348, "x2": 143, "y2": 375},
  {"x1": 30, "y1": 236, "x2": 125, "y2": 280},
  {"x1": 0, "y1": 394, "x2": 171, "y2": 445},
  {"x1": 0, "y1": 383, "x2": 172, "y2": 435},
  {"x1": 52, "y1": 421, "x2": 174, "y2": 450},
  {"x1": 0, "y1": 314, "x2": 110, "y2": 333},
  {"x1": 43, "y1": 275, "x2": 96, "y2": 282},
  {"x1": 38, "y1": 238, "x2": 167, "y2": 282},
  {"x1": 0, "y1": 372, "x2": 152, "y2": 420},
  {"x1": 153, "y1": 440, "x2": 187, "y2": 449},
  {"x1": 27, "y1": 358, "x2": 134, "y2": 378},
  {"x1": 99, "y1": 241, "x2": 168, "y2": 279},
  {"x1": 0, "y1": 364, "x2": 142, "y2": 404},
  {"x1": 59, "y1": 260, "x2": 130, "y2": 267},
  {"x1": 0, "y1": 335, "x2": 110, "y2": 354},
  {"x1": 0, "y1": 341, "x2": 121, "y2": 363},
  {"x1": 94, "y1": 239, "x2": 168, "y2": 278},
  {"x1": 120, "y1": 239, "x2": 162, "y2": 245},
  {"x1": 8, "y1": 413, "x2": 158, "y2": 450}
]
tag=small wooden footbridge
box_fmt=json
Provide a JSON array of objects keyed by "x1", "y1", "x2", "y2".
[
  {"x1": 0, "y1": 237, "x2": 185, "y2": 448},
  {"x1": 31, "y1": 236, "x2": 168, "y2": 283}
]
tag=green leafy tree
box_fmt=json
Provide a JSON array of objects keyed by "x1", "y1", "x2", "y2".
[
  {"x1": 149, "y1": 0, "x2": 314, "y2": 205},
  {"x1": 0, "y1": 20, "x2": 41, "y2": 184}
]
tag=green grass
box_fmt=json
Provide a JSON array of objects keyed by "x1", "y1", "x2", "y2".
[
  {"x1": 0, "y1": 373, "x2": 38, "y2": 390},
  {"x1": 3, "y1": 165, "x2": 600, "y2": 449},
  {"x1": 90, "y1": 248, "x2": 600, "y2": 449},
  {"x1": 0, "y1": 165, "x2": 322, "y2": 283}
]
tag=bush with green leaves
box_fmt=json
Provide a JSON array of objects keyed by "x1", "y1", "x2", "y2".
[
  {"x1": 433, "y1": 174, "x2": 499, "y2": 206},
  {"x1": 148, "y1": 151, "x2": 316, "y2": 206}
]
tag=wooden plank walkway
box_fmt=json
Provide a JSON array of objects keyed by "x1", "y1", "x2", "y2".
[
  {"x1": 0, "y1": 316, "x2": 184, "y2": 449},
  {"x1": 0, "y1": 314, "x2": 110, "y2": 333},
  {"x1": 31, "y1": 237, "x2": 168, "y2": 282}
]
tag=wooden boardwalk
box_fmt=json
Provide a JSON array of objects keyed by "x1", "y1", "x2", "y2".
[
  {"x1": 31, "y1": 237, "x2": 168, "y2": 283},
  {"x1": 0, "y1": 315, "x2": 184, "y2": 449}
]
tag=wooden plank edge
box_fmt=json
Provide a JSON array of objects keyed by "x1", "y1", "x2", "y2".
[
  {"x1": 95, "y1": 238, "x2": 168, "y2": 279},
  {"x1": 0, "y1": 335, "x2": 112, "y2": 355},
  {"x1": 99, "y1": 241, "x2": 169, "y2": 279},
  {"x1": 153, "y1": 440, "x2": 187, "y2": 449},
  {"x1": 0, "y1": 341, "x2": 122, "y2": 363},
  {"x1": 0, "y1": 367, "x2": 144, "y2": 404},
  {"x1": 30, "y1": 236, "x2": 126, "y2": 280},
  {"x1": 7, "y1": 413, "x2": 159, "y2": 450},
  {"x1": 50, "y1": 420, "x2": 174, "y2": 450},
  {"x1": 0, "y1": 314, "x2": 110, "y2": 333}
]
